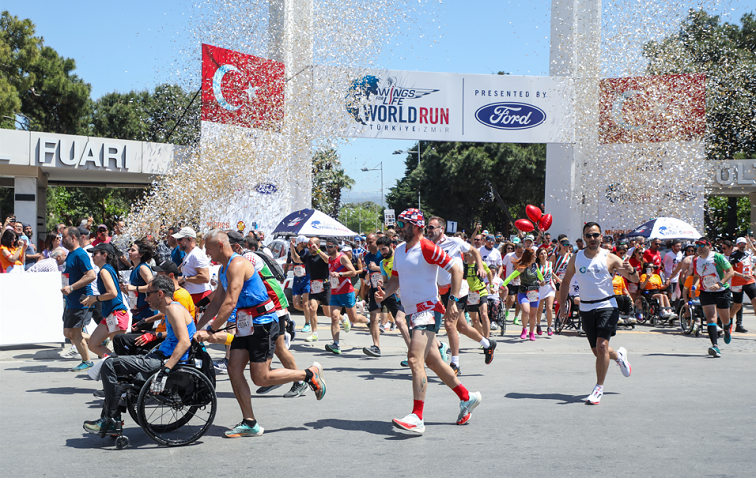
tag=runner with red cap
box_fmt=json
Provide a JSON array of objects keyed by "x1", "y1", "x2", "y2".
[{"x1": 376, "y1": 209, "x2": 482, "y2": 434}]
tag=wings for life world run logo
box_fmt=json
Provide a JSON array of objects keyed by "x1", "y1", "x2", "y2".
[{"x1": 346, "y1": 75, "x2": 450, "y2": 133}]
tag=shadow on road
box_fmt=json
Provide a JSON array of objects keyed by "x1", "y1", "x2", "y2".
[
  {"x1": 504, "y1": 391, "x2": 616, "y2": 404},
  {"x1": 304, "y1": 418, "x2": 398, "y2": 437}
]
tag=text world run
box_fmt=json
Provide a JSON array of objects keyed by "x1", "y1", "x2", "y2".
[{"x1": 361, "y1": 105, "x2": 449, "y2": 124}]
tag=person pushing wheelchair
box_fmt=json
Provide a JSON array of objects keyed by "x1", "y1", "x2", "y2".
[{"x1": 83, "y1": 275, "x2": 196, "y2": 436}]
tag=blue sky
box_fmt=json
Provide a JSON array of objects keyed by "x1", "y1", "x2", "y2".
[{"x1": 5, "y1": 0, "x2": 754, "y2": 204}]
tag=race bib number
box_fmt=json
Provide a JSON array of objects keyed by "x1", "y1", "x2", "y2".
[
  {"x1": 330, "y1": 276, "x2": 340, "y2": 289},
  {"x1": 311, "y1": 280, "x2": 324, "y2": 294},
  {"x1": 731, "y1": 285, "x2": 743, "y2": 293},
  {"x1": 702, "y1": 274, "x2": 719, "y2": 290},
  {"x1": 744, "y1": 264, "x2": 752, "y2": 277},
  {"x1": 370, "y1": 272, "x2": 381, "y2": 288},
  {"x1": 106, "y1": 313, "x2": 120, "y2": 333},
  {"x1": 62, "y1": 273, "x2": 70, "y2": 288},
  {"x1": 294, "y1": 265, "x2": 306, "y2": 277},
  {"x1": 410, "y1": 310, "x2": 436, "y2": 328},
  {"x1": 236, "y1": 309, "x2": 253, "y2": 337},
  {"x1": 526, "y1": 289, "x2": 539, "y2": 303},
  {"x1": 468, "y1": 291, "x2": 481, "y2": 305},
  {"x1": 128, "y1": 291, "x2": 138, "y2": 308}
]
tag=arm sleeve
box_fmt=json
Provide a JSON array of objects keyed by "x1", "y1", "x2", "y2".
[
  {"x1": 502, "y1": 270, "x2": 521, "y2": 287},
  {"x1": 420, "y1": 238, "x2": 453, "y2": 271}
]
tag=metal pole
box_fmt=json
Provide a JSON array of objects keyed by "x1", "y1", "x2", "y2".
[
  {"x1": 380, "y1": 162, "x2": 384, "y2": 210},
  {"x1": 417, "y1": 142, "x2": 421, "y2": 209}
]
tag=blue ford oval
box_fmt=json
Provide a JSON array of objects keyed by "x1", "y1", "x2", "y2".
[
  {"x1": 474, "y1": 102, "x2": 546, "y2": 130},
  {"x1": 255, "y1": 183, "x2": 278, "y2": 194}
]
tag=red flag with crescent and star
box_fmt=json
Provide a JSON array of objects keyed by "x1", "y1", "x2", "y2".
[{"x1": 201, "y1": 43, "x2": 285, "y2": 130}]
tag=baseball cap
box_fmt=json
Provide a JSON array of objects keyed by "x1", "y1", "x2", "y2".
[
  {"x1": 90, "y1": 242, "x2": 116, "y2": 256},
  {"x1": 354, "y1": 236, "x2": 362, "y2": 242},
  {"x1": 512, "y1": 237, "x2": 521, "y2": 244},
  {"x1": 172, "y1": 227, "x2": 197, "y2": 239},
  {"x1": 77, "y1": 225, "x2": 90, "y2": 237},
  {"x1": 736, "y1": 237, "x2": 747, "y2": 245},
  {"x1": 524, "y1": 235, "x2": 534, "y2": 242},
  {"x1": 296, "y1": 235, "x2": 309, "y2": 245},
  {"x1": 485, "y1": 234, "x2": 495, "y2": 242},
  {"x1": 97, "y1": 224, "x2": 108, "y2": 232},
  {"x1": 397, "y1": 208, "x2": 425, "y2": 227},
  {"x1": 227, "y1": 230, "x2": 244, "y2": 245},
  {"x1": 153, "y1": 260, "x2": 180, "y2": 276},
  {"x1": 341, "y1": 245, "x2": 353, "y2": 252},
  {"x1": 695, "y1": 237, "x2": 711, "y2": 246}
]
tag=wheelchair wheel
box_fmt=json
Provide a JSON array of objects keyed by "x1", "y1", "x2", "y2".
[
  {"x1": 678, "y1": 304, "x2": 695, "y2": 334},
  {"x1": 635, "y1": 297, "x2": 649, "y2": 325},
  {"x1": 556, "y1": 300, "x2": 570, "y2": 334},
  {"x1": 126, "y1": 390, "x2": 140, "y2": 426},
  {"x1": 137, "y1": 366, "x2": 216, "y2": 447},
  {"x1": 497, "y1": 302, "x2": 507, "y2": 336}
]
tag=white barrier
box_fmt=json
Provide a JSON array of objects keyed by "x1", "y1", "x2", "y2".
[{"x1": 0, "y1": 272, "x2": 65, "y2": 346}]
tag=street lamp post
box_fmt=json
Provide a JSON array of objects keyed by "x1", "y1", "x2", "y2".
[
  {"x1": 393, "y1": 144, "x2": 421, "y2": 209},
  {"x1": 360, "y1": 162, "x2": 384, "y2": 209}
]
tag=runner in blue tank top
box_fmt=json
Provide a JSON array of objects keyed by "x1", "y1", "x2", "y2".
[
  {"x1": 558, "y1": 222, "x2": 639, "y2": 405},
  {"x1": 194, "y1": 230, "x2": 327, "y2": 438}
]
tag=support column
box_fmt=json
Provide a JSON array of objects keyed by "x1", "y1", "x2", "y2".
[
  {"x1": 545, "y1": 0, "x2": 601, "y2": 241},
  {"x1": 749, "y1": 192, "x2": 756, "y2": 234},
  {"x1": 13, "y1": 176, "x2": 40, "y2": 245},
  {"x1": 269, "y1": 0, "x2": 314, "y2": 211}
]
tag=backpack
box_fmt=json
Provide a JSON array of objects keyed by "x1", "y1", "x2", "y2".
[{"x1": 253, "y1": 251, "x2": 286, "y2": 283}]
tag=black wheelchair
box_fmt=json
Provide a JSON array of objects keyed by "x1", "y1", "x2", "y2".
[
  {"x1": 636, "y1": 290, "x2": 677, "y2": 327},
  {"x1": 554, "y1": 295, "x2": 582, "y2": 334},
  {"x1": 487, "y1": 296, "x2": 507, "y2": 336},
  {"x1": 105, "y1": 342, "x2": 217, "y2": 449}
]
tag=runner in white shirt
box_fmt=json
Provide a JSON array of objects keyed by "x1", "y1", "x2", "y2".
[
  {"x1": 427, "y1": 216, "x2": 493, "y2": 375},
  {"x1": 376, "y1": 209, "x2": 483, "y2": 435},
  {"x1": 173, "y1": 227, "x2": 211, "y2": 304},
  {"x1": 478, "y1": 234, "x2": 503, "y2": 277},
  {"x1": 558, "y1": 222, "x2": 637, "y2": 405},
  {"x1": 663, "y1": 240, "x2": 683, "y2": 302}
]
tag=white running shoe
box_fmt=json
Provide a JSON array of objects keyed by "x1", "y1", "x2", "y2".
[
  {"x1": 284, "y1": 332, "x2": 291, "y2": 350},
  {"x1": 343, "y1": 319, "x2": 351, "y2": 333},
  {"x1": 304, "y1": 333, "x2": 319, "y2": 342},
  {"x1": 615, "y1": 347, "x2": 632, "y2": 377},
  {"x1": 585, "y1": 385, "x2": 603, "y2": 405},
  {"x1": 457, "y1": 391, "x2": 482, "y2": 425},
  {"x1": 60, "y1": 346, "x2": 81, "y2": 360},
  {"x1": 392, "y1": 413, "x2": 425, "y2": 434}
]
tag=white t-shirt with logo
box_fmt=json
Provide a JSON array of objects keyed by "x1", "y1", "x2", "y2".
[
  {"x1": 181, "y1": 247, "x2": 211, "y2": 294},
  {"x1": 478, "y1": 246, "x2": 502, "y2": 284},
  {"x1": 502, "y1": 252, "x2": 521, "y2": 286},
  {"x1": 663, "y1": 250, "x2": 683, "y2": 282},
  {"x1": 436, "y1": 236, "x2": 470, "y2": 287}
]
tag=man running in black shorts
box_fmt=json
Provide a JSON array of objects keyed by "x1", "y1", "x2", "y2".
[{"x1": 558, "y1": 222, "x2": 637, "y2": 405}]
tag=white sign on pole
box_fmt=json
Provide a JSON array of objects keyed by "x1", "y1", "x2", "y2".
[
  {"x1": 384, "y1": 209, "x2": 395, "y2": 227},
  {"x1": 446, "y1": 221, "x2": 458, "y2": 234}
]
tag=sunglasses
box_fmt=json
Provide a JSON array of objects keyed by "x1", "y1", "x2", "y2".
[
  {"x1": 695, "y1": 244, "x2": 708, "y2": 248},
  {"x1": 425, "y1": 225, "x2": 438, "y2": 230},
  {"x1": 396, "y1": 220, "x2": 406, "y2": 228},
  {"x1": 473, "y1": 238, "x2": 482, "y2": 242},
  {"x1": 145, "y1": 289, "x2": 159, "y2": 296},
  {"x1": 560, "y1": 241, "x2": 569, "y2": 246},
  {"x1": 326, "y1": 245, "x2": 338, "y2": 249},
  {"x1": 584, "y1": 233, "x2": 601, "y2": 239}
]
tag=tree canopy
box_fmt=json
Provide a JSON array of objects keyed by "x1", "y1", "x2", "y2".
[
  {"x1": 386, "y1": 141, "x2": 546, "y2": 234},
  {"x1": 312, "y1": 148, "x2": 355, "y2": 219}
]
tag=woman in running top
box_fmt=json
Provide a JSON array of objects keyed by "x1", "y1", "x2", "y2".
[
  {"x1": 463, "y1": 251, "x2": 494, "y2": 339},
  {"x1": 81, "y1": 243, "x2": 130, "y2": 359},
  {"x1": 502, "y1": 249, "x2": 545, "y2": 341},
  {"x1": 551, "y1": 239, "x2": 572, "y2": 291},
  {"x1": 126, "y1": 240, "x2": 155, "y2": 326},
  {"x1": 535, "y1": 246, "x2": 557, "y2": 336}
]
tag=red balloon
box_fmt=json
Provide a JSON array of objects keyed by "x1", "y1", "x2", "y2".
[
  {"x1": 526, "y1": 205, "x2": 542, "y2": 223},
  {"x1": 539, "y1": 214, "x2": 553, "y2": 231},
  {"x1": 515, "y1": 219, "x2": 535, "y2": 232}
]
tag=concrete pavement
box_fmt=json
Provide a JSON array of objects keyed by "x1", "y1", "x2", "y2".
[{"x1": 1, "y1": 309, "x2": 755, "y2": 477}]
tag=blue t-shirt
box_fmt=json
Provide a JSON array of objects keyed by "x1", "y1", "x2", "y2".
[
  {"x1": 64, "y1": 247, "x2": 93, "y2": 309},
  {"x1": 158, "y1": 302, "x2": 197, "y2": 362},
  {"x1": 130, "y1": 262, "x2": 154, "y2": 319},
  {"x1": 97, "y1": 263, "x2": 127, "y2": 317},
  {"x1": 363, "y1": 250, "x2": 383, "y2": 290},
  {"x1": 219, "y1": 253, "x2": 276, "y2": 325},
  {"x1": 171, "y1": 246, "x2": 186, "y2": 267}
]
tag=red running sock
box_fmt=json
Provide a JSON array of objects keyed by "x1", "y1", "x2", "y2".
[
  {"x1": 412, "y1": 400, "x2": 424, "y2": 420},
  {"x1": 452, "y1": 384, "x2": 470, "y2": 402}
]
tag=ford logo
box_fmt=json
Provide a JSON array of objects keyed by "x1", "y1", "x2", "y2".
[
  {"x1": 254, "y1": 183, "x2": 278, "y2": 195},
  {"x1": 474, "y1": 102, "x2": 546, "y2": 130}
]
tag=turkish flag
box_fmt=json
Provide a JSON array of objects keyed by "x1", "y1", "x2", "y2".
[
  {"x1": 201, "y1": 43, "x2": 285, "y2": 130},
  {"x1": 599, "y1": 73, "x2": 705, "y2": 144}
]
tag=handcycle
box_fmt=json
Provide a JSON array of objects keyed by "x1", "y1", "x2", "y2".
[
  {"x1": 554, "y1": 295, "x2": 582, "y2": 334},
  {"x1": 487, "y1": 295, "x2": 507, "y2": 336},
  {"x1": 99, "y1": 341, "x2": 217, "y2": 449}
]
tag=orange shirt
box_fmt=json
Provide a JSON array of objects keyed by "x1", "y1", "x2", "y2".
[
  {"x1": 640, "y1": 273, "x2": 663, "y2": 291},
  {"x1": 0, "y1": 245, "x2": 23, "y2": 272},
  {"x1": 612, "y1": 274, "x2": 628, "y2": 295}
]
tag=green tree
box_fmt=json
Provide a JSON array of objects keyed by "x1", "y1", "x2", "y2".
[
  {"x1": 91, "y1": 84, "x2": 200, "y2": 146},
  {"x1": 312, "y1": 148, "x2": 355, "y2": 219},
  {"x1": 386, "y1": 141, "x2": 546, "y2": 234},
  {"x1": 46, "y1": 186, "x2": 143, "y2": 232},
  {"x1": 643, "y1": 10, "x2": 755, "y2": 238},
  {"x1": 338, "y1": 201, "x2": 382, "y2": 234},
  {"x1": 0, "y1": 12, "x2": 91, "y2": 134}
]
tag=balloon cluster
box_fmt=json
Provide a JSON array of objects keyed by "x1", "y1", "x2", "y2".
[{"x1": 514, "y1": 205, "x2": 552, "y2": 233}]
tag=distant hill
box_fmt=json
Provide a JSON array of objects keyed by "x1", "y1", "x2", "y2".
[{"x1": 342, "y1": 190, "x2": 384, "y2": 206}]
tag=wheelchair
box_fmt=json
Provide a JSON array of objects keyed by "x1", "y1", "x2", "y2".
[
  {"x1": 487, "y1": 296, "x2": 507, "y2": 336},
  {"x1": 636, "y1": 291, "x2": 677, "y2": 327},
  {"x1": 554, "y1": 295, "x2": 582, "y2": 334},
  {"x1": 108, "y1": 342, "x2": 217, "y2": 449}
]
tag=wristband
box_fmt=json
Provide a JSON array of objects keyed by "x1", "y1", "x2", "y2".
[
  {"x1": 206, "y1": 324, "x2": 216, "y2": 334},
  {"x1": 95, "y1": 295, "x2": 100, "y2": 302}
]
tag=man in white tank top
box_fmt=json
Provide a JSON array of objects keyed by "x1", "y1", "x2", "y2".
[{"x1": 557, "y1": 222, "x2": 640, "y2": 405}]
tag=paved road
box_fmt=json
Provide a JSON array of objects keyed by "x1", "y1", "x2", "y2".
[{"x1": 2, "y1": 310, "x2": 755, "y2": 477}]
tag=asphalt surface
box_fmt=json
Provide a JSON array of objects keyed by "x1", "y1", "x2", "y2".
[{"x1": 2, "y1": 308, "x2": 755, "y2": 477}]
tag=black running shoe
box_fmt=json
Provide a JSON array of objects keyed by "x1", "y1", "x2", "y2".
[
  {"x1": 483, "y1": 339, "x2": 497, "y2": 365},
  {"x1": 450, "y1": 363, "x2": 460, "y2": 375},
  {"x1": 255, "y1": 384, "x2": 283, "y2": 395}
]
